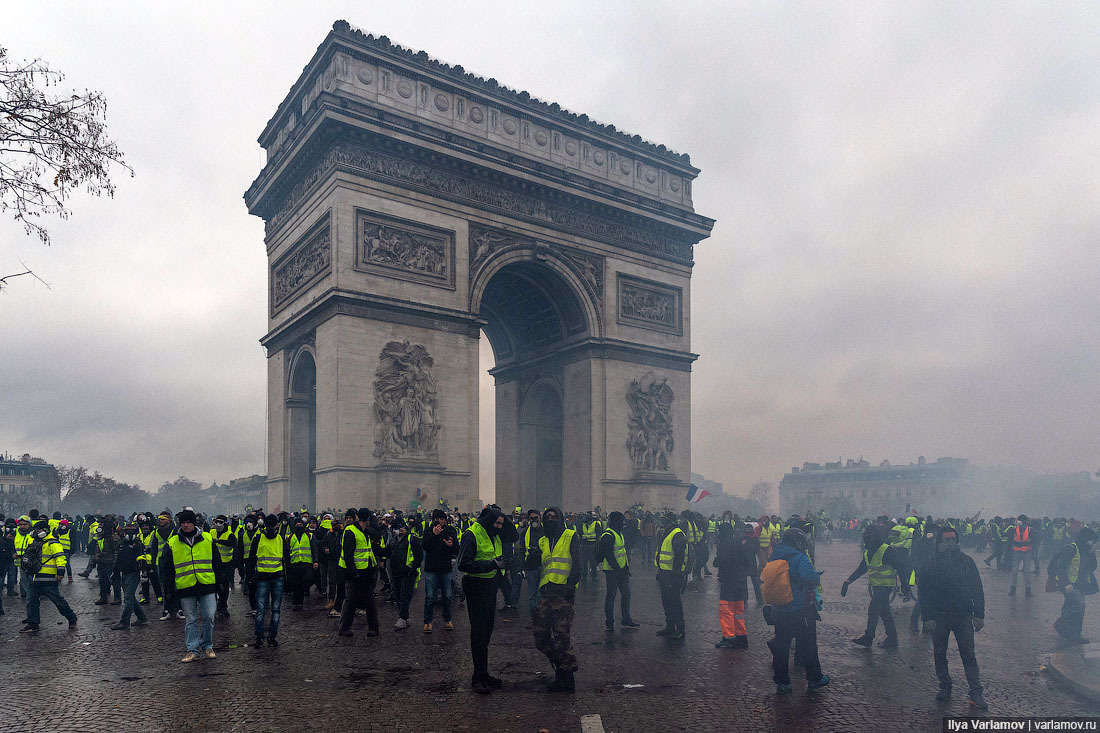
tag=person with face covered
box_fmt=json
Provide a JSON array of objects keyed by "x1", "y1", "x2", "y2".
[
  {"x1": 598, "y1": 511, "x2": 638, "y2": 632},
  {"x1": 248, "y1": 513, "x2": 291, "y2": 647},
  {"x1": 20, "y1": 520, "x2": 77, "y2": 634},
  {"x1": 238, "y1": 513, "x2": 259, "y2": 616},
  {"x1": 287, "y1": 516, "x2": 317, "y2": 611},
  {"x1": 338, "y1": 508, "x2": 384, "y2": 638},
  {"x1": 841, "y1": 526, "x2": 907, "y2": 649},
  {"x1": 111, "y1": 523, "x2": 148, "y2": 630},
  {"x1": 457, "y1": 504, "x2": 507, "y2": 694},
  {"x1": 1049, "y1": 526, "x2": 1098, "y2": 644},
  {"x1": 92, "y1": 515, "x2": 122, "y2": 606},
  {"x1": 713, "y1": 522, "x2": 757, "y2": 648},
  {"x1": 654, "y1": 513, "x2": 691, "y2": 639},
  {"x1": 917, "y1": 525, "x2": 987, "y2": 710},
  {"x1": 210, "y1": 515, "x2": 236, "y2": 619},
  {"x1": 388, "y1": 517, "x2": 424, "y2": 629},
  {"x1": 526, "y1": 505, "x2": 584, "y2": 691},
  {"x1": 153, "y1": 511, "x2": 184, "y2": 621}
]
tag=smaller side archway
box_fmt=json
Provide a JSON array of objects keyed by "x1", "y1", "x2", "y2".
[{"x1": 286, "y1": 347, "x2": 317, "y2": 511}]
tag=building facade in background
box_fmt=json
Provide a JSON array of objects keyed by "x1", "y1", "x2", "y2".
[
  {"x1": 779, "y1": 456, "x2": 971, "y2": 518},
  {"x1": 207, "y1": 475, "x2": 269, "y2": 517},
  {"x1": 0, "y1": 453, "x2": 60, "y2": 516}
]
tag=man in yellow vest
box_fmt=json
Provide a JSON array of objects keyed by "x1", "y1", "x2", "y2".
[
  {"x1": 1050, "y1": 527, "x2": 1097, "y2": 644},
  {"x1": 338, "y1": 508, "x2": 384, "y2": 638},
  {"x1": 212, "y1": 515, "x2": 235, "y2": 620},
  {"x1": 14, "y1": 515, "x2": 33, "y2": 599},
  {"x1": 655, "y1": 513, "x2": 690, "y2": 639},
  {"x1": 458, "y1": 504, "x2": 507, "y2": 694},
  {"x1": 578, "y1": 512, "x2": 603, "y2": 582},
  {"x1": 162, "y1": 509, "x2": 221, "y2": 662},
  {"x1": 841, "y1": 526, "x2": 906, "y2": 649},
  {"x1": 598, "y1": 512, "x2": 639, "y2": 632},
  {"x1": 19, "y1": 519, "x2": 77, "y2": 634},
  {"x1": 248, "y1": 512, "x2": 290, "y2": 647},
  {"x1": 526, "y1": 505, "x2": 582, "y2": 692}
]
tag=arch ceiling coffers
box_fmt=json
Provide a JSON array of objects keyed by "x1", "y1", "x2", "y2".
[{"x1": 469, "y1": 224, "x2": 603, "y2": 358}]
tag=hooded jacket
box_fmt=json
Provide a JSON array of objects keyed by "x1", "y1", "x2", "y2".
[
  {"x1": 523, "y1": 505, "x2": 583, "y2": 593},
  {"x1": 457, "y1": 506, "x2": 505, "y2": 578},
  {"x1": 769, "y1": 541, "x2": 818, "y2": 617},
  {"x1": 917, "y1": 539, "x2": 985, "y2": 620}
]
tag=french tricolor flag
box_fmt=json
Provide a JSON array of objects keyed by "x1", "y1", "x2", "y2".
[{"x1": 685, "y1": 484, "x2": 711, "y2": 503}]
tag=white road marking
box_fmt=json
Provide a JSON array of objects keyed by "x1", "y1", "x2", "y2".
[{"x1": 581, "y1": 713, "x2": 606, "y2": 733}]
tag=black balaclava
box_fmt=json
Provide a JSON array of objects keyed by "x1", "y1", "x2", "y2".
[
  {"x1": 542, "y1": 506, "x2": 565, "y2": 541},
  {"x1": 263, "y1": 515, "x2": 280, "y2": 539},
  {"x1": 477, "y1": 505, "x2": 504, "y2": 537},
  {"x1": 608, "y1": 512, "x2": 625, "y2": 531}
]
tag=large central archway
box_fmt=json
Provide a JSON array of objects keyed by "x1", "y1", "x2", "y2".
[{"x1": 477, "y1": 258, "x2": 593, "y2": 511}]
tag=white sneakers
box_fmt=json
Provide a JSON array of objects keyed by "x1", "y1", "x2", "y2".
[{"x1": 394, "y1": 618, "x2": 408, "y2": 630}]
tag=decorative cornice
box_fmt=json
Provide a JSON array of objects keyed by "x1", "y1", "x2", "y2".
[
  {"x1": 256, "y1": 128, "x2": 701, "y2": 265},
  {"x1": 489, "y1": 337, "x2": 697, "y2": 383}
]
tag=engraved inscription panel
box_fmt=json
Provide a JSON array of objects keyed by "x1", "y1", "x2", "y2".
[
  {"x1": 355, "y1": 209, "x2": 456, "y2": 290},
  {"x1": 272, "y1": 215, "x2": 331, "y2": 310},
  {"x1": 617, "y1": 274, "x2": 682, "y2": 335}
]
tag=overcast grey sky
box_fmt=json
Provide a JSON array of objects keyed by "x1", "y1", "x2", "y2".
[{"x1": 3, "y1": 2, "x2": 1098, "y2": 501}]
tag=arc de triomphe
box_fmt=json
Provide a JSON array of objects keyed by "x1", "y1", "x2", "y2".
[{"x1": 245, "y1": 21, "x2": 714, "y2": 513}]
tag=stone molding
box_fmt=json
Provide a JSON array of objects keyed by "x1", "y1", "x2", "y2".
[
  {"x1": 258, "y1": 128, "x2": 699, "y2": 265},
  {"x1": 489, "y1": 337, "x2": 696, "y2": 384}
]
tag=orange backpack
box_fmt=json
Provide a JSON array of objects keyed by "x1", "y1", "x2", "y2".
[{"x1": 761, "y1": 558, "x2": 794, "y2": 606}]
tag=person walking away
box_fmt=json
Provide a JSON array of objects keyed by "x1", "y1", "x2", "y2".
[
  {"x1": 654, "y1": 513, "x2": 690, "y2": 639},
  {"x1": 110, "y1": 524, "x2": 148, "y2": 630},
  {"x1": 714, "y1": 522, "x2": 757, "y2": 648},
  {"x1": 842, "y1": 526, "x2": 906, "y2": 649},
  {"x1": 458, "y1": 504, "x2": 507, "y2": 694},
  {"x1": 287, "y1": 517, "x2": 315, "y2": 611},
  {"x1": 421, "y1": 509, "x2": 458, "y2": 632},
  {"x1": 598, "y1": 512, "x2": 638, "y2": 632},
  {"x1": 20, "y1": 520, "x2": 77, "y2": 634},
  {"x1": 162, "y1": 509, "x2": 220, "y2": 662},
  {"x1": 1008, "y1": 515, "x2": 1033, "y2": 597},
  {"x1": 917, "y1": 525, "x2": 987, "y2": 710},
  {"x1": 983, "y1": 517, "x2": 1004, "y2": 569},
  {"x1": 764, "y1": 528, "x2": 828, "y2": 694},
  {"x1": 388, "y1": 518, "x2": 423, "y2": 630},
  {"x1": 526, "y1": 505, "x2": 582, "y2": 692},
  {"x1": 248, "y1": 514, "x2": 289, "y2": 647},
  {"x1": 1049, "y1": 527, "x2": 1097, "y2": 644},
  {"x1": 337, "y1": 509, "x2": 382, "y2": 637}
]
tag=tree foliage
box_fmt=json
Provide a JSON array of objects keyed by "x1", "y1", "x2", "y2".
[
  {"x1": 58, "y1": 465, "x2": 150, "y2": 516},
  {"x1": 0, "y1": 45, "x2": 131, "y2": 249},
  {"x1": 155, "y1": 476, "x2": 205, "y2": 510},
  {"x1": 748, "y1": 480, "x2": 773, "y2": 514}
]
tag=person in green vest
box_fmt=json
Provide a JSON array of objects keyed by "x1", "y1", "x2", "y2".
[
  {"x1": 841, "y1": 526, "x2": 906, "y2": 649},
  {"x1": 598, "y1": 512, "x2": 639, "y2": 632},
  {"x1": 338, "y1": 508, "x2": 384, "y2": 638},
  {"x1": 161, "y1": 509, "x2": 221, "y2": 662},
  {"x1": 288, "y1": 516, "x2": 318, "y2": 612},
  {"x1": 526, "y1": 505, "x2": 583, "y2": 692},
  {"x1": 457, "y1": 504, "x2": 507, "y2": 694},
  {"x1": 1049, "y1": 527, "x2": 1097, "y2": 644},
  {"x1": 212, "y1": 515, "x2": 236, "y2": 620},
  {"x1": 248, "y1": 512, "x2": 291, "y2": 647},
  {"x1": 578, "y1": 512, "x2": 603, "y2": 582},
  {"x1": 655, "y1": 513, "x2": 690, "y2": 639},
  {"x1": 19, "y1": 519, "x2": 77, "y2": 634}
]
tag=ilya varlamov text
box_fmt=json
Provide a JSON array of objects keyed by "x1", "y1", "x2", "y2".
[{"x1": 946, "y1": 721, "x2": 1098, "y2": 731}]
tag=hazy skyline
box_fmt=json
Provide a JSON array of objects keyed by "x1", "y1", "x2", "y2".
[{"x1": 3, "y1": 3, "x2": 1098, "y2": 502}]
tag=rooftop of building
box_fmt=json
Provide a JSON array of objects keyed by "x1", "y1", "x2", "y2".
[{"x1": 783, "y1": 456, "x2": 969, "y2": 479}]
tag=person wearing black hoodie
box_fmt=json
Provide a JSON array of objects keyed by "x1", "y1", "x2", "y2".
[
  {"x1": 421, "y1": 508, "x2": 459, "y2": 632},
  {"x1": 388, "y1": 518, "x2": 424, "y2": 630},
  {"x1": 457, "y1": 504, "x2": 506, "y2": 694},
  {"x1": 713, "y1": 522, "x2": 757, "y2": 648},
  {"x1": 338, "y1": 508, "x2": 384, "y2": 638},
  {"x1": 917, "y1": 525, "x2": 987, "y2": 710},
  {"x1": 526, "y1": 505, "x2": 583, "y2": 692},
  {"x1": 110, "y1": 523, "x2": 148, "y2": 630},
  {"x1": 841, "y1": 526, "x2": 907, "y2": 649}
]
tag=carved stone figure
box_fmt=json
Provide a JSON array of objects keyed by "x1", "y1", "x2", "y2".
[
  {"x1": 373, "y1": 341, "x2": 440, "y2": 460},
  {"x1": 361, "y1": 221, "x2": 448, "y2": 277},
  {"x1": 625, "y1": 377, "x2": 675, "y2": 472},
  {"x1": 273, "y1": 225, "x2": 331, "y2": 308}
]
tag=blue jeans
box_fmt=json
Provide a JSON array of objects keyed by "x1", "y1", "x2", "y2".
[
  {"x1": 255, "y1": 576, "x2": 284, "y2": 640},
  {"x1": 27, "y1": 579, "x2": 77, "y2": 627},
  {"x1": 179, "y1": 593, "x2": 216, "y2": 653},
  {"x1": 119, "y1": 571, "x2": 146, "y2": 626},
  {"x1": 422, "y1": 570, "x2": 452, "y2": 624}
]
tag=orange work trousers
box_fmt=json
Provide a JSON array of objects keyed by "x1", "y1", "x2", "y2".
[{"x1": 719, "y1": 600, "x2": 746, "y2": 637}]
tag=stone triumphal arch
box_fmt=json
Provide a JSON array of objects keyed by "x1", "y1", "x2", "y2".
[{"x1": 245, "y1": 21, "x2": 714, "y2": 513}]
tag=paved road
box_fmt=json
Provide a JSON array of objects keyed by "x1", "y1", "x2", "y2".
[{"x1": 2, "y1": 542, "x2": 1097, "y2": 732}]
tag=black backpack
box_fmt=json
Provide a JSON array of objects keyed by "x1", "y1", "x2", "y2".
[{"x1": 21, "y1": 539, "x2": 44, "y2": 575}]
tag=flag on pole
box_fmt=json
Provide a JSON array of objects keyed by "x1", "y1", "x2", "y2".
[{"x1": 685, "y1": 484, "x2": 711, "y2": 503}]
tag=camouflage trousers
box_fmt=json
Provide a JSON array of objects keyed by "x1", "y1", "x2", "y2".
[{"x1": 532, "y1": 593, "x2": 578, "y2": 672}]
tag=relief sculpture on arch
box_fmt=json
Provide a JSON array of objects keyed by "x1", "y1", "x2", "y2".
[
  {"x1": 373, "y1": 340, "x2": 441, "y2": 462},
  {"x1": 626, "y1": 376, "x2": 675, "y2": 473}
]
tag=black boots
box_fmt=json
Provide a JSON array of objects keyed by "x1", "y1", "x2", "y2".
[{"x1": 547, "y1": 669, "x2": 575, "y2": 693}]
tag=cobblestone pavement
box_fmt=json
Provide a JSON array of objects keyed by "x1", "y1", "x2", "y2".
[{"x1": 2, "y1": 543, "x2": 1097, "y2": 732}]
